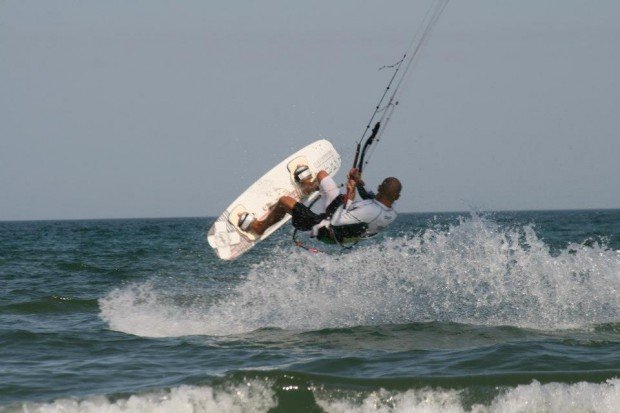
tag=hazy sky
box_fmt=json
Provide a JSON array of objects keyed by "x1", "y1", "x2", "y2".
[{"x1": 2, "y1": 0, "x2": 619, "y2": 220}]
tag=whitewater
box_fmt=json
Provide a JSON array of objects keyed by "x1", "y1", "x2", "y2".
[{"x1": 1, "y1": 211, "x2": 619, "y2": 412}]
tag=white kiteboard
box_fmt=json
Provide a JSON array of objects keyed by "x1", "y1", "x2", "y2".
[{"x1": 207, "y1": 139, "x2": 341, "y2": 260}]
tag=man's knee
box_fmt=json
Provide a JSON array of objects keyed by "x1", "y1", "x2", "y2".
[
  {"x1": 316, "y1": 170, "x2": 329, "y2": 182},
  {"x1": 278, "y1": 196, "x2": 297, "y2": 211}
]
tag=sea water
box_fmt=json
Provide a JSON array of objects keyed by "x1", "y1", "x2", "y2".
[{"x1": 1, "y1": 210, "x2": 619, "y2": 412}]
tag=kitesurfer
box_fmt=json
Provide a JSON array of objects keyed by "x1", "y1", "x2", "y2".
[{"x1": 239, "y1": 167, "x2": 401, "y2": 244}]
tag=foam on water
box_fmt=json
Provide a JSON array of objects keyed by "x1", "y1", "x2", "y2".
[
  {"x1": 99, "y1": 215, "x2": 620, "y2": 337},
  {"x1": 6, "y1": 379, "x2": 619, "y2": 413},
  {"x1": 316, "y1": 378, "x2": 620, "y2": 413},
  {"x1": 5, "y1": 380, "x2": 276, "y2": 413}
]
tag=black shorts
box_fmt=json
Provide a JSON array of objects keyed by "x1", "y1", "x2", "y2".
[{"x1": 291, "y1": 202, "x2": 324, "y2": 231}]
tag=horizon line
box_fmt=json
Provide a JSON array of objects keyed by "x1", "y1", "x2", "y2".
[{"x1": 1, "y1": 206, "x2": 618, "y2": 224}]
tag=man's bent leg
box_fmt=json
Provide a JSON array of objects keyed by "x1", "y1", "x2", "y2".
[{"x1": 250, "y1": 196, "x2": 297, "y2": 235}]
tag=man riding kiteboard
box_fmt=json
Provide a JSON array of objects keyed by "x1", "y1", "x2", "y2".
[{"x1": 239, "y1": 167, "x2": 401, "y2": 245}]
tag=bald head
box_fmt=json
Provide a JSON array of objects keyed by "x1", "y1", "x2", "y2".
[{"x1": 377, "y1": 177, "x2": 402, "y2": 203}]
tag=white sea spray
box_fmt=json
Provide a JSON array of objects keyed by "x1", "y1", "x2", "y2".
[
  {"x1": 7, "y1": 379, "x2": 619, "y2": 413},
  {"x1": 6, "y1": 380, "x2": 276, "y2": 413},
  {"x1": 99, "y1": 215, "x2": 620, "y2": 337},
  {"x1": 315, "y1": 378, "x2": 620, "y2": 413}
]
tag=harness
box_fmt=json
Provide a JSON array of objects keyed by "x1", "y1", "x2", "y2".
[
  {"x1": 294, "y1": 194, "x2": 382, "y2": 251},
  {"x1": 292, "y1": 194, "x2": 359, "y2": 251}
]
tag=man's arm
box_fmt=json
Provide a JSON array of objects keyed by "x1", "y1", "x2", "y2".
[
  {"x1": 349, "y1": 168, "x2": 375, "y2": 200},
  {"x1": 300, "y1": 170, "x2": 329, "y2": 196},
  {"x1": 356, "y1": 182, "x2": 375, "y2": 200},
  {"x1": 338, "y1": 168, "x2": 359, "y2": 207},
  {"x1": 345, "y1": 177, "x2": 356, "y2": 204}
]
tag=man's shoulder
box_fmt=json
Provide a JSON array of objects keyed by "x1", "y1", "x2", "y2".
[
  {"x1": 350, "y1": 199, "x2": 378, "y2": 210},
  {"x1": 348, "y1": 200, "x2": 387, "y2": 220},
  {"x1": 356, "y1": 199, "x2": 396, "y2": 212}
]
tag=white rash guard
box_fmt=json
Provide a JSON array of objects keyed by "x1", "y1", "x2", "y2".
[
  {"x1": 317, "y1": 174, "x2": 341, "y2": 213},
  {"x1": 311, "y1": 175, "x2": 397, "y2": 239},
  {"x1": 330, "y1": 198, "x2": 397, "y2": 236}
]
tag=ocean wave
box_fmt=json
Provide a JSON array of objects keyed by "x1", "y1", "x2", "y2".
[
  {"x1": 4, "y1": 378, "x2": 618, "y2": 413},
  {"x1": 316, "y1": 378, "x2": 620, "y2": 413},
  {"x1": 1, "y1": 379, "x2": 276, "y2": 413},
  {"x1": 1, "y1": 296, "x2": 99, "y2": 315},
  {"x1": 99, "y1": 215, "x2": 620, "y2": 337}
]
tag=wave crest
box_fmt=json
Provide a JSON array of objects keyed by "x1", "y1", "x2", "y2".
[
  {"x1": 7, "y1": 378, "x2": 619, "y2": 413},
  {"x1": 100, "y1": 215, "x2": 620, "y2": 337}
]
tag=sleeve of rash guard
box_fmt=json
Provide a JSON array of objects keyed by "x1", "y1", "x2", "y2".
[
  {"x1": 319, "y1": 175, "x2": 342, "y2": 212},
  {"x1": 356, "y1": 183, "x2": 375, "y2": 200}
]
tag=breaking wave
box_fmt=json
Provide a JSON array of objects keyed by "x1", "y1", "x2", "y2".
[
  {"x1": 5, "y1": 378, "x2": 619, "y2": 413},
  {"x1": 2, "y1": 380, "x2": 275, "y2": 413},
  {"x1": 99, "y1": 215, "x2": 620, "y2": 337},
  {"x1": 316, "y1": 378, "x2": 620, "y2": 413}
]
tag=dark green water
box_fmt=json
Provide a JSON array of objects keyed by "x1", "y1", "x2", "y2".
[{"x1": 1, "y1": 210, "x2": 619, "y2": 412}]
